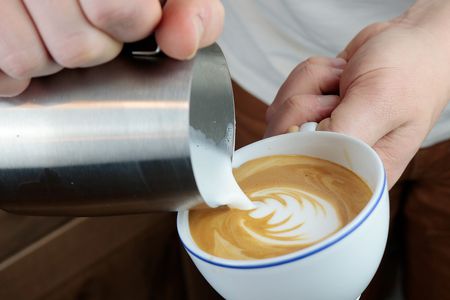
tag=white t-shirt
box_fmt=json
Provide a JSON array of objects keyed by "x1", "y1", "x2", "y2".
[{"x1": 218, "y1": 0, "x2": 450, "y2": 147}]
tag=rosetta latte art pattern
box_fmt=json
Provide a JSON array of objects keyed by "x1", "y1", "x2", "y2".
[
  {"x1": 246, "y1": 187, "x2": 342, "y2": 246},
  {"x1": 189, "y1": 155, "x2": 372, "y2": 260}
]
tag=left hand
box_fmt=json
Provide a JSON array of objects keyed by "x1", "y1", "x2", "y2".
[{"x1": 265, "y1": 19, "x2": 450, "y2": 188}]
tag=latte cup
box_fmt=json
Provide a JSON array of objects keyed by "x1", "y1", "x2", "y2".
[{"x1": 177, "y1": 122, "x2": 389, "y2": 300}]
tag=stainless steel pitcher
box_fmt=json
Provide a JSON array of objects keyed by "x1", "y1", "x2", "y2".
[{"x1": 0, "y1": 44, "x2": 236, "y2": 216}]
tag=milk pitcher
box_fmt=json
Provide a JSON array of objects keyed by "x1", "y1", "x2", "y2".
[{"x1": 0, "y1": 44, "x2": 236, "y2": 216}]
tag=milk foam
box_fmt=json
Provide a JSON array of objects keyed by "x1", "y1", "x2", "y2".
[{"x1": 246, "y1": 187, "x2": 342, "y2": 246}]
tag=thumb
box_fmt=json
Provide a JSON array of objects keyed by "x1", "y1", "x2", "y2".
[
  {"x1": 316, "y1": 73, "x2": 405, "y2": 147},
  {"x1": 315, "y1": 100, "x2": 381, "y2": 146},
  {"x1": 155, "y1": 0, "x2": 224, "y2": 59},
  {"x1": 331, "y1": 21, "x2": 394, "y2": 142},
  {"x1": 316, "y1": 74, "x2": 413, "y2": 188},
  {"x1": 318, "y1": 95, "x2": 420, "y2": 188}
]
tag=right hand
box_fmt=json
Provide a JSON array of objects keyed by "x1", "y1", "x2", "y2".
[
  {"x1": 265, "y1": 20, "x2": 450, "y2": 189},
  {"x1": 0, "y1": 0, "x2": 224, "y2": 97}
]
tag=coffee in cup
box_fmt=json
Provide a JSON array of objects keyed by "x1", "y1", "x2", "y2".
[{"x1": 189, "y1": 154, "x2": 372, "y2": 260}]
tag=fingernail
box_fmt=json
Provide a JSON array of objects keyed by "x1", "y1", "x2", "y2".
[
  {"x1": 331, "y1": 57, "x2": 347, "y2": 68},
  {"x1": 333, "y1": 68, "x2": 344, "y2": 76},
  {"x1": 318, "y1": 95, "x2": 340, "y2": 107},
  {"x1": 287, "y1": 125, "x2": 299, "y2": 133},
  {"x1": 187, "y1": 16, "x2": 204, "y2": 59},
  {"x1": 337, "y1": 51, "x2": 348, "y2": 59},
  {"x1": 316, "y1": 119, "x2": 330, "y2": 132}
]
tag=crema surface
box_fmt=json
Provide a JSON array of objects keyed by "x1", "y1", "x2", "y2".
[{"x1": 189, "y1": 155, "x2": 372, "y2": 260}]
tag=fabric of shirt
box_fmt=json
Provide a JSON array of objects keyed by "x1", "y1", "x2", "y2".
[{"x1": 218, "y1": 0, "x2": 450, "y2": 147}]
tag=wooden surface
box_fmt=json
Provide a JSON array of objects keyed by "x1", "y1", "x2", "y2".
[
  {"x1": 0, "y1": 211, "x2": 69, "y2": 262},
  {"x1": 0, "y1": 211, "x2": 189, "y2": 300}
]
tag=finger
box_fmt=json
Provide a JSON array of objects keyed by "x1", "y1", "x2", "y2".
[
  {"x1": 266, "y1": 61, "x2": 343, "y2": 122},
  {"x1": 0, "y1": 0, "x2": 61, "y2": 80},
  {"x1": 338, "y1": 22, "x2": 390, "y2": 60},
  {"x1": 155, "y1": 0, "x2": 224, "y2": 59},
  {"x1": 0, "y1": 72, "x2": 30, "y2": 97},
  {"x1": 316, "y1": 72, "x2": 407, "y2": 147},
  {"x1": 24, "y1": 0, "x2": 123, "y2": 68},
  {"x1": 80, "y1": 0, "x2": 162, "y2": 42},
  {"x1": 265, "y1": 95, "x2": 340, "y2": 138}
]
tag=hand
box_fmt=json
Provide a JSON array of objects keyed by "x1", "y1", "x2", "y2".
[
  {"x1": 0, "y1": 0, "x2": 224, "y2": 97},
  {"x1": 266, "y1": 16, "x2": 450, "y2": 188}
]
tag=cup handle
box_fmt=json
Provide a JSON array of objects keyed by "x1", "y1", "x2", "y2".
[{"x1": 298, "y1": 122, "x2": 318, "y2": 132}]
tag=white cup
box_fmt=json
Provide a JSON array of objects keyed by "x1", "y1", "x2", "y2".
[{"x1": 177, "y1": 123, "x2": 389, "y2": 300}]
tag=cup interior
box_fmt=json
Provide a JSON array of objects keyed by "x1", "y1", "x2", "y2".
[{"x1": 178, "y1": 131, "x2": 386, "y2": 269}]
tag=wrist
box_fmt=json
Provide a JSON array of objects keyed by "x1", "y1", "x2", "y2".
[
  {"x1": 398, "y1": 1, "x2": 450, "y2": 102},
  {"x1": 399, "y1": 1, "x2": 450, "y2": 47}
]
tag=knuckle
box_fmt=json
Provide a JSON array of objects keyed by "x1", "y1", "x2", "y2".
[
  {"x1": 305, "y1": 56, "x2": 322, "y2": 65},
  {"x1": 50, "y1": 33, "x2": 101, "y2": 68},
  {"x1": 282, "y1": 95, "x2": 319, "y2": 123},
  {"x1": 87, "y1": 3, "x2": 138, "y2": 30},
  {"x1": 370, "y1": 21, "x2": 388, "y2": 31},
  {"x1": 284, "y1": 95, "x2": 306, "y2": 112},
  {"x1": 292, "y1": 58, "x2": 318, "y2": 75},
  {"x1": 301, "y1": 61, "x2": 318, "y2": 79}
]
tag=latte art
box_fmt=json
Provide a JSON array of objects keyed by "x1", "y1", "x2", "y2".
[
  {"x1": 247, "y1": 187, "x2": 342, "y2": 246},
  {"x1": 189, "y1": 155, "x2": 372, "y2": 260}
]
